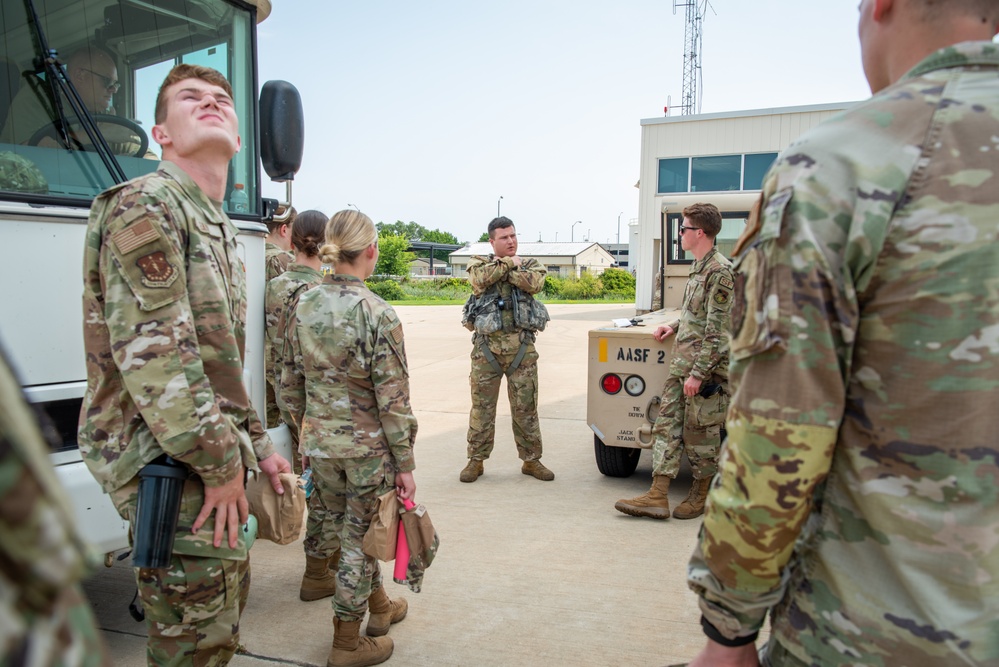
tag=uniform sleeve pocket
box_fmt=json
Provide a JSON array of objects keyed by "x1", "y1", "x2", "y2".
[
  {"x1": 729, "y1": 188, "x2": 794, "y2": 361},
  {"x1": 109, "y1": 215, "x2": 187, "y2": 312}
]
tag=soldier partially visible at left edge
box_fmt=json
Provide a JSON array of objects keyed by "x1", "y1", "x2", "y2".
[
  {"x1": 0, "y1": 344, "x2": 110, "y2": 666},
  {"x1": 78, "y1": 63, "x2": 290, "y2": 665},
  {"x1": 460, "y1": 216, "x2": 554, "y2": 483}
]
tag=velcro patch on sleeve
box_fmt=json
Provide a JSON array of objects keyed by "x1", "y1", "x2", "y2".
[
  {"x1": 111, "y1": 219, "x2": 160, "y2": 254},
  {"x1": 390, "y1": 324, "x2": 404, "y2": 344}
]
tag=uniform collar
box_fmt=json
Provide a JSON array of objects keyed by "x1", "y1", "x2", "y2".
[
  {"x1": 904, "y1": 41, "x2": 999, "y2": 81},
  {"x1": 690, "y1": 246, "x2": 718, "y2": 274},
  {"x1": 157, "y1": 160, "x2": 227, "y2": 218}
]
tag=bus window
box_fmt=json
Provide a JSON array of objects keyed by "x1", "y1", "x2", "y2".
[{"x1": 0, "y1": 0, "x2": 258, "y2": 212}]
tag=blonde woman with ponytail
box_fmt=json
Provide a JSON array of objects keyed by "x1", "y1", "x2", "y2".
[{"x1": 280, "y1": 209, "x2": 416, "y2": 667}]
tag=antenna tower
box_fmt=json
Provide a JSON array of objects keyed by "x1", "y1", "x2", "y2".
[{"x1": 672, "y1": 0, "x2": 708, "y2": 115}]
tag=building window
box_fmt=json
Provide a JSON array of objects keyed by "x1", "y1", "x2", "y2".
[
  {"x1": 743, "y1": 152, "x2": 778, "y2": 190},
  {"x1": 657, "y1": 151, "x2": 779, "y2": 195},
  {"x1": 691, "y1": 155, "x2": 741, "y2": 192},
  {"x1": 657, "y1": 158, "x2": 689, "y2": 194},
  {"x1": 547, "y1": 265, "x2": 560, "y2": 275}
]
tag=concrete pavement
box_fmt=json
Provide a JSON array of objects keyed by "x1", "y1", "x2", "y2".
[{"x1": 83, "y1": 303, "x2": 736, "y2": 667}]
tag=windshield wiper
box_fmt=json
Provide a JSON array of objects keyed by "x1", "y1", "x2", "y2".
[{"x1": 23, "y1": 0, "x2": 127, "y2": 184}]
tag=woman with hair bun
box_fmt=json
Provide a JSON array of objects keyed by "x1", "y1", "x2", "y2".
[
  {"x1": 264, "y1": 209, "x2": 341, "y2": 604},
  {"x1": 280, "y1": 209, "x2": 416, "y2": 667}
]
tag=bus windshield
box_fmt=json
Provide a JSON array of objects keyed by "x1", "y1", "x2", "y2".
[{"x1": 0, "y1": 0, "x2": 258, "y2": 213}]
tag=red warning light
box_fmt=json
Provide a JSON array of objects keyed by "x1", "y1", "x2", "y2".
[{"x1": 601, "y1": 373, "x2": 623, "y2": 395}]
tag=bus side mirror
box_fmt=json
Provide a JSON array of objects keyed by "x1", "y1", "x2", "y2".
[{"x1": 259, "y1": 80, "x2": 304, "y2": 182}]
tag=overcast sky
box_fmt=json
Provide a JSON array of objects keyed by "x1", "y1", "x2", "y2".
[{"x1": 256, "y1": 2, "x2": 873, "y2": 245}]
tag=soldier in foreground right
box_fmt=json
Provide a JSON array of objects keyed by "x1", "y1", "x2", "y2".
[{"x1": 682, "y1": 1, "x2": 999, "y2": 666}]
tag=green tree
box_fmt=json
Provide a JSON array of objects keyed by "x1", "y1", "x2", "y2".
[
  {"x1": 375, "y1": 233, "x2": 415, "y2": 276},
  {"x1": 421, "y1": 228, "x2": 460, "y2": 262},
  {"x1": 376, "y1": 220, "x2": 426, "y2": 240},
  {"x1": 600, "y1": 268, "x2": 636, "y2": 293},
  {"x1": 478, "y1": 232, "x2": 490, "y2": 242}
]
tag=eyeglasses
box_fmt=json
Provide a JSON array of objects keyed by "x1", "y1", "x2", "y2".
[
  {"x1": 82, "y1": 68, "x2": 120, "y2": 92},
  {"x1": 678, "y1": 225, "x2": 701, "y2": 235}
]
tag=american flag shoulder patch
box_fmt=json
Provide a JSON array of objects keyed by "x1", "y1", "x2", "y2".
[
  {"x1": 112, "y1": 219, "x2": 160, "y2": 255},
  {"x1": 390, "y1": 324, "x2": 404, "y2": 344}
]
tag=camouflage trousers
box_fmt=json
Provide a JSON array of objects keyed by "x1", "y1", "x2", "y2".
[
  {"x1": 264, "y1": 377, "x2": 281, "y2": 433},
  {"x1": 466, "y1": 343, "x2": 543, "y2": 461},
  {"x1": 651, "y1": 374, "x2": 728, "y2": 479},
  {"x1": 310, "y1": 454, "x2": 395, "y2": 622},
  {"x1": 134, "y1": 554, "x2": 250, "y2": 666},
  {"x1": 303, "y1": 480, "x2": 339, "y2": 560}
]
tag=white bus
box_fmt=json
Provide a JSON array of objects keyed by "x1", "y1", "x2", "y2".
[{"x1": 0, "y1": 0, "x2": 301, "y2": 557}]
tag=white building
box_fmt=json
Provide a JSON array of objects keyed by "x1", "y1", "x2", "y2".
[
  {"x1": 634, "y1": 102, "x2": 856, "y2": 312},
  {"x1": 450, "y1": 242, "x2": 616, "y2": 279}
]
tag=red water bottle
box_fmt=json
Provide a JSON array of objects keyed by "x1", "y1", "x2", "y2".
[{"x1": 393, "y1": 498, "x2": 415, "y2": 584}]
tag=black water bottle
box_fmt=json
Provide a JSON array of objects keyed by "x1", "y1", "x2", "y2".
[{"x1": 132, "y1": 455, "x2": 187, "y2": 568}]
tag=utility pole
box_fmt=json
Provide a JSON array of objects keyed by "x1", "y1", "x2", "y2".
[{"x1": 672, "y1": 0, "x2": 710, "y2": 116}]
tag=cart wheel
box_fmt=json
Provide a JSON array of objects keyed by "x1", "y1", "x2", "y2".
[{"x1": 594, "y1": 435, "x2": 641, "y2": 477}]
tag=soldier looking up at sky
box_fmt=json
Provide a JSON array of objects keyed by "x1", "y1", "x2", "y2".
[
  {"x1": 79, "y1": 63, "x2": 290, "y2": 665},
  {"x1": 682, "y1": 1, "x2": 999, "y2": 665}
]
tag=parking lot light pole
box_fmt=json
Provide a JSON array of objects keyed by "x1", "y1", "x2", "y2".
[
  {"x1": 571, "y1": 220, "x2": 581, "y2": 242},
  {"x1": 497, "y1": 195, "x2": 503, "y2": 217}
]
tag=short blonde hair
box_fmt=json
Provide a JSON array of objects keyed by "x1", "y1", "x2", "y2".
[
  {"x1": 319, "y1": 209, "x2": 377, "y2": 265},
  {"x1": 155, "y1": 64, "x2": 233, "y2": 124}
]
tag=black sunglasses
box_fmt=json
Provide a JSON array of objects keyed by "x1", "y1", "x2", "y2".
[{"x1": 678, "y1": 225, "x2": 700, "y2": 235}]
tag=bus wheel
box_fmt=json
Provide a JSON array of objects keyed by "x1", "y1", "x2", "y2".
[{"x1": 594, "y1": 436, "x2": 640, "y2": 477}]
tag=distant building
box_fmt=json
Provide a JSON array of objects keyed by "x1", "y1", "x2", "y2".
[
  {"x1": 449, "y1": 242, "x2": 615, "y2": 279},
  {"x1": 600, "y1": 243, "x2": 629, "y2": 271},
  {"x1": 409, "y1": 257, "x2": 450, "y2": 276}
]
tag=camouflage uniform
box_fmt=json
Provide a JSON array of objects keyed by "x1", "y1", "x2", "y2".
[
  {"x1": 281, "y1": 274, "x2": 417, "y2": 622},
  {"x1": 79, "y1": 161, "x2": 275, "y2": 665},
  {"x1": 263, "y1": 242, "x2": 294, "y2": 426},
  {"x1": 0, "y1": 347, "x2": 110, "y2": 667},
  {"x1": 651, "y1": 247, "x2": 732, "y2": 480},
  {"x1": 466, "y1": 255, "x2": 547, "y2": 462},
  {"x1": 687, "y1": 43, "x2": 999, "y2": 665},
  {"x1": 264, "y1": 262, "x2": 323, "y2": 468}
]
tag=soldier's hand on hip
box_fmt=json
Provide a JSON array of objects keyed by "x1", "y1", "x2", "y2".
[
  {"x1": 684, "y1": 375, "x2": 703, "y2": 397},
  {"x1": 259, "y1": 452, "x2": 291, "y2": 495},
  {"x1": 194, "y1": 472, "x2": 250, "y2": 549}
]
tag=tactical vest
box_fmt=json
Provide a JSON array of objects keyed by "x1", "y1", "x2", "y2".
[{"x1": 461, "y1": 283, "x2": 549, "y2": 335}]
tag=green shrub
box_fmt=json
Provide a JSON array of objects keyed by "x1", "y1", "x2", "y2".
[
  {"x1": 366, "y1": 280, "x2": 406, "y2": 301},
  {"x1": 434, "y1": 277, "x2": 472, "y2": 292},
  {"x1": 600, "y1": 268, "x2": 635, "y2": 293},
  {"x1": 543, "y1": 274, "x2": 564, "y2": 297},
  {"x1": 560, "y1": 272, "x2": 604, "y2": 299}
]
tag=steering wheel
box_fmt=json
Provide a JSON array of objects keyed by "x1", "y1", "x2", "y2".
[{"x1": 28, "y1": 114, "x2": 149, "y2": 158}]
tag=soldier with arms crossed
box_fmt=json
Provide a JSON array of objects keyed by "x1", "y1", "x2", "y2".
[
  {"x1": 684, "y1": 1, "x2": 999, "y2": 665},
  {"x1": 79, "y1": 64, "x2": 290, "y2": 665},
  {"x1": 615, "y1": 203, "x2": 733, "y2": 520},
  {"x1": 460, "y1": 216, "x2": 554, "y2": 483}
]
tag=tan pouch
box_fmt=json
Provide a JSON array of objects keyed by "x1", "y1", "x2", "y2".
[
  {"x1": 246, "y1": 471, "x2": 306, "y2": 545},
  {"x1": 362, "y1": 488, "x2": 400, "y2": 561}
]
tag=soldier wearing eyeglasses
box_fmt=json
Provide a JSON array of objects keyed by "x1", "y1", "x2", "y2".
[{"x1": 615, "y1": 202, "x2": 733, "y2": 521}]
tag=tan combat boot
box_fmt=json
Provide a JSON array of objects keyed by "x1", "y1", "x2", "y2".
[
  {"x1": 459, "y1": 458, "x2": 484, "y2": 483},
  {"x1": 614, "y1": 475, "x2": 671, "y2": 519},
  {"x1": 522, "y1": 459, "x2": 555, "y2": 481},
  {"x1": 300, "y1": 551, "x2": 339, "y2": 601},
  {"x1": 672, "y1": 476, "x2": 713, "y2": 520},
  {"x1": 328, "y1": 617, "x2": 393, "y2": 667},
  {"x1": 366, "y1": 586, "x2": 408, "y2": 636}
]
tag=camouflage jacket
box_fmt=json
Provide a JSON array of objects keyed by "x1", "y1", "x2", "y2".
[
  {"x1": 467, "y1": 254, "x2": 547, "y2": 354},
  {"x1": 79, "y1": 161, "x2": 274, "y2": 510},
  {"x1": 688, "y1": 42, "x2": 999, "y2": 665},
  {"x1": 665, "y1": 247, "x2": 733, "y2": 380},
  {"x1": 281, "y1": 274, "x2": 417, "y2": 471},
  {"x1": 1, "y1": 348, "x2": 108, "y2": 665},
  {"x1": 265, "y1": 242, "x2": 294, "y2": 283},
  {"x1": 264, "y1": 263, "x2": 323, "y2": 427}
]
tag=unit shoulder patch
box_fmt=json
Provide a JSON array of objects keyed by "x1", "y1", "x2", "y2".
[{"x1": 136, "y1": 250, "x2": 179, "y2": 288}]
